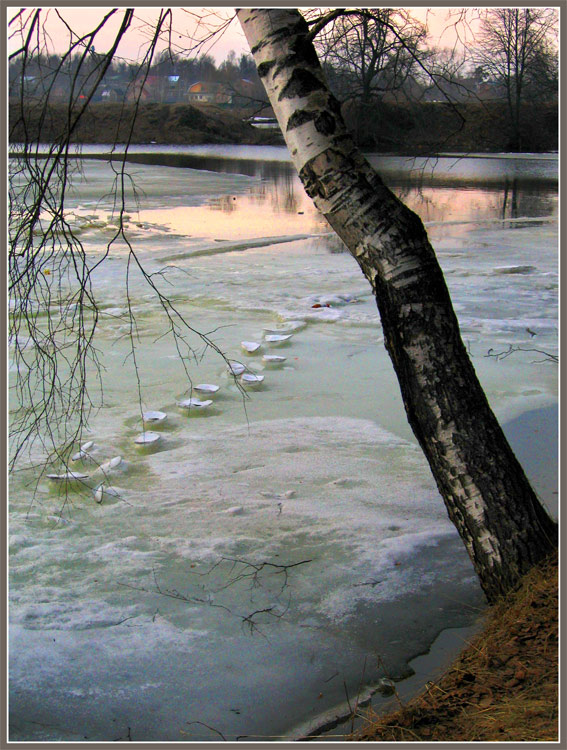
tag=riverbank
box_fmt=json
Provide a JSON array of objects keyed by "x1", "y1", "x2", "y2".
[
  {"x1": 8, "y1": 101, "x2": 280, "y2": 147},
  {"x1": 9, "y1": 100, "x2": 558, "y2": 153},
  {"x1": 355, "y1": 552, "x2": 558, "y2": 741},
  {"x1": 344, "y1": 101, "x2": 558, "y2": 153},
  {"x1": 299, "y1": 404, "x2": 558, "y2": 742}
]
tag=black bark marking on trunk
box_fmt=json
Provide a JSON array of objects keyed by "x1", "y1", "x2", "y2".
[
  {"x1": 273, "y1": 56, "x2": 300, "y2": 81},
  {"x1": 256, "y1": 60, "x2": 276, "y2": 78},
  {"x1": 278, "y1": 69, "x2": 326, "y2": 101},
  {"x1": 286, "y1": 109, "x2": 316, "y2": 131},
  {"x1": 250, "y1": 14, "x2": 311, "y2": 57},
  {"x1": 250, "y1": 40, "x2": 269, "y2": 56},
  {"x1": 314, "y1": 110, "x2": 337, "y2": 136},
  {"x1": 274, "y1": 40, "x2": 321, "y2": 80},
  {"x1": 286, "y1": 108, "x2": 337, "y2": 136}
]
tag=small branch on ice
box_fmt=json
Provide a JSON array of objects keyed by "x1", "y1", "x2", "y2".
[
  {"x1": 118, "y1": 560, "x2": 305, "y2": 638},
  {"x1": 353, "y1": 578, "x2": 383, "y2": 588},
  {"x1": 116, "y1": 572, "x2": 232, "y2": 615},
  {"x1": 184, "y1": 721, "x2": 227, "y2": 741},
  {"x1": 199, "y1": 556, "x2": 313, "y2": 595},
  {"x1": 241, "y1": 594, "x2": 291, "y2": 637},
  {"x1": 485, "y1": 345, "x2": 558, "y2": 364}
]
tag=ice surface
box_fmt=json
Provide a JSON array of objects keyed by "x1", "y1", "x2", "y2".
[
  {"x1": 9, "y1": 153, "x2": 557, "y2": 741},
  {"x1": 10, "y1": 414, "x2": 480, "y2": 741}
]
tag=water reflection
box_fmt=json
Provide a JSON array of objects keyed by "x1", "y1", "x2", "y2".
[
  {"x1": 401, "y1": 184, "x2": 556, "y2": 228},
  {"x1": 138, "y1": 190, "x2": 325, "y2": 241},
  {"x1": 502, "y1": 180, "x2": 518, "y2": 219},
  {"x1": 103, "y1": 150, "x2": 297, "y2": 181},
  {"x1": 251, "y1": 171, "x2": 299, "y2": 214},
  {"x1": 95, "y1": 147, "x2": 557, "y2": 243},
  {"x1": 209, "y1": 195, "x2": 238, "y2": 212}
]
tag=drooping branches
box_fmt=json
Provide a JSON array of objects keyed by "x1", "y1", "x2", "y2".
[
  {"x1": 9, "y1": 9, "x2": 136, "y2": 471},
  {"x1": 8, "y1": 8, "x2": 246, "y2": 476}
]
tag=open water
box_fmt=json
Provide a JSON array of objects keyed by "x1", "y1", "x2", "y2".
[{"x1": 9, "y1": 147, "x2": 558, "y2": 741}]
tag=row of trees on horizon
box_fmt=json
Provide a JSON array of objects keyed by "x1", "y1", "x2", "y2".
[{"x1": 9, "y1": 7, "x2": 558, "y2": 151}]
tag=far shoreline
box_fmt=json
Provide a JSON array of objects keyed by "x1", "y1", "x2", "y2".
[
  {"x1": 9, "y1": 100, "x2": 558, "y2": 154},
  {"x1": 8, "y1": 141, "x2": 560, "y2": 159}
]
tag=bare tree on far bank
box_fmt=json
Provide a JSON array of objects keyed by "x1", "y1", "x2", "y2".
[
  {"x1": 473, "y1": 7, "x2": 558, "y2": 151},
  {"x1": 306, "y1": 8, "x2": 427, "y2": 145}
]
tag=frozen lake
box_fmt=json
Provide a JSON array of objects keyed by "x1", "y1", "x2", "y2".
[{"x1": 9, "y1": 147, "x2": 558, "y2": 741}]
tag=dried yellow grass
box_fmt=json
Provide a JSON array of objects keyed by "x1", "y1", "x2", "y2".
[{"x1": 355, "y1": 554, "x2": 558, "y2": 742}]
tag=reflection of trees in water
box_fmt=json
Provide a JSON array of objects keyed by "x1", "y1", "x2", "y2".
[
  {"x1": 393, "y1": 183, "x2": 445, "y2": 225},
  {"x1": 189, "y1": 157, "x2": 304, "y2": 215},
  {"x1": 410, "y1": 192, "x2": 443, "y2": 224},
  {"x1": 255, "y1": 160, "x2": 296, "y2": 182},
  {"x1": 501, "y1": 179, "x2": 518, "y2": 220},
  {"x1": 387, "y1": 180, "x2": 556, "y2": 226},
  {"x1": 115, "y1": 153, "x2": 297, "y2": 183},
  {"x1": 250, "y1": 182, "x2": 268, "y2": 205},
  {"x1": 393, "y1": 183, "x2": 412, "y2": 202},
  {"x1": 500, "y1": 180, "x2": 555, "y2": 222},
  {"x1": 208, "y1": 195, "x2": 238, "y2": 212},
  {"x1": 274, "y1": 171, "x2": 299, "y2": 213},
  {"x1": 194, "y1": 158, "x2": 305, "y2": 216},
  {"x1": 122, "y1": 152, "x2": 556, "y2": 224},
  {"x1": 249, "y1": 169, "x2": 300, "y2": 214}
]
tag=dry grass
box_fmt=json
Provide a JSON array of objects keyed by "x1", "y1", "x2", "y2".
[{"x1": 355, "y1": 554, "x2": 558, "y2": 742}]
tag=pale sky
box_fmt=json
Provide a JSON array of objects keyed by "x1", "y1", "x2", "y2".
[{"x1": 8, "y1": 7, "x2": 478, "y2": 64}]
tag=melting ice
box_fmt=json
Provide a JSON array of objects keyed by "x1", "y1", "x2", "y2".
[{"x1": 9, "y1": 149, "x2": 557, "y2": 741}]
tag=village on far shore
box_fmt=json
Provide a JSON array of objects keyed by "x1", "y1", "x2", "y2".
[{"x1": 8, "y1": 46, "x2": 557, "y2": 152}]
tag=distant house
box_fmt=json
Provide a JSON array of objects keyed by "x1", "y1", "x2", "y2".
[
  {"x1": 97, "y1": 75, "x2": 129, "y2": 103},
  {"x1": 164, "y1": 74, "x2": 185, "y2": 103},
  {"x1": 476, "y1": 81, "x2": 507, "y2": 101},
  {"x1": 230, "y1": 78, "x2": 259, "y2": 108},
  {"x1": 125, "y1": 74, "x2": 160, "y2": 103},
  {"x1": 100, "y1": 88, "x2": 121, "y2": 102},
  {"x1": 187, "y1": 81, "x2": 232, "y2": 105},
  {"x1": 124, "y1": 74, "x2": 185, "y2": 103}
]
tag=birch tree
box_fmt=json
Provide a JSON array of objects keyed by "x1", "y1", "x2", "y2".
[{"x1": 237, "y1": 8, "x2": 557, "y2": 603}]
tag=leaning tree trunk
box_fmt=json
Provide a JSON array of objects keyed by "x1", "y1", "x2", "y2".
[{"x1": 237, "y1": 8, "x2": 557, "y2": 603}]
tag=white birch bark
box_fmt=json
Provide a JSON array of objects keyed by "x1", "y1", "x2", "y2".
[{"x1": 237, "y1": 8, "x2": 556, "y2": 602}]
